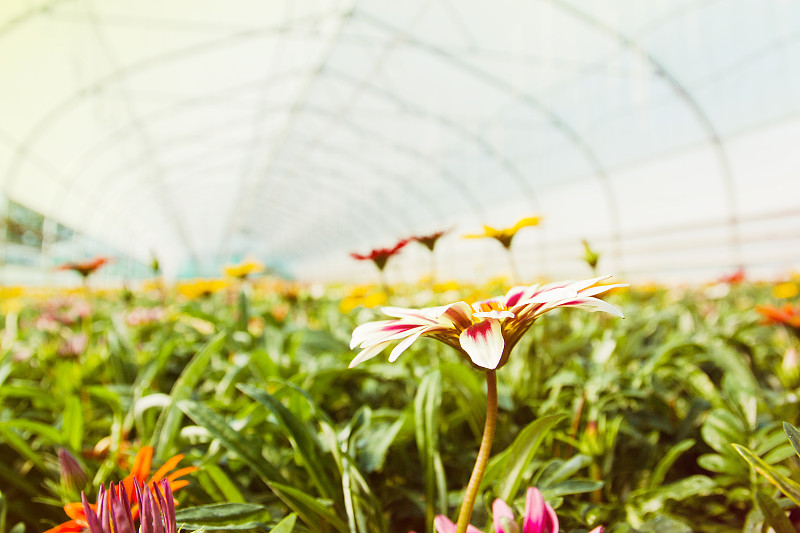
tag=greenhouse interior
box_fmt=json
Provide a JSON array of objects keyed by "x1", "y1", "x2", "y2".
[{"x1": 2, "y1": 1, "x2": 800, "y2": 532}]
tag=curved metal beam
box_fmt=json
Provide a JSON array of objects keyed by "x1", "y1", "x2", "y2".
[
  {"x1": 354, "y1": 10, "x2": 622, "y2": 269},
  {"x1": 547, "y1": 0, "x2": 741, "y2": 267}
]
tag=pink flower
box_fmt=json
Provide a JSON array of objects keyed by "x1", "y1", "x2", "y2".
[
  {"x1": 350, "y1": 276, "x2": 625, "y2": 370},
  {"x1": 415, "y1": 488, "x2": 604, "y2": 533}
]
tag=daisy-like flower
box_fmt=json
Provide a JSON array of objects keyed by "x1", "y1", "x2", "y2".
[
  {"x1": 71, "y1": 479, "x2": 177, "y2": 533},
  {"x1": 45, "y1": 446, "x2": 196, "y2": 533},
  {"x1": 350, "y1": 239, "x2": 409, "y2": 271},
  {"x1": 463, "y1": 217, "x2": 542, "y2": 249},
  {"x1": 757, "y1": 299, "x2": 800, "y2": 330},
  {"x1": 57, "y1": 257, "x2": 112, "y2": 278},
  {"x1": 413, "y1": 487, "x2": 603, "y2": 533},
  {"x1": 411, "y1": 230, "x2": 450, "y2": 252},
  {"x1": 350, "y1": 276, "x2": 625, "y2": 370},
  {"x1": 223, "y1": 257, "x2": 265, "y2": 279}
]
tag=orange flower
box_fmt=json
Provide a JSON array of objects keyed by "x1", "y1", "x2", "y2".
[
  {"x1": 756, "y1": 300, "x2": 800, "y2": 329},
  {"x1": 44, "y1": 446, "x2": 196, "y2": 533}
]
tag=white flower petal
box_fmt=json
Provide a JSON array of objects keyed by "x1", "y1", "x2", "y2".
[
  {"x1": 473, "y1": 310, "x2": 515, "y2": 320},
  {"x1": 577, "y1": 283, "x2": 628, "y2": 298},
  {"x1": 349, "y1": 341, "x2": 392, "y2": 368},
  {"x1": 526, "y1": 286, "x2": 577, "y2": 304},
  {"x1": 350, "y1": 320, "x2": 397, "y2": 349},
  {"x1": 459, "y1": 319, "x2": 505, "y2": 369},
  {"x1": 565, "y1": 275, "x2": 612, "y2": 292},
  {"x1": 540, "y1": 296, "x2": 625, "y2": 318},
  {"x1": 388, "y1": 325, "x2": 439, "y2": 362}
]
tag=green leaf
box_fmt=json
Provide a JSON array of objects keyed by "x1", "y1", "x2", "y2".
[
  {"x1": 784, "y1": 422, "x2": 800, "y2": 459},
  {"x1": 650, "y1": 439, "x2": 695, "y2": 489},
  {"x1": 178, "y1": 400, "x2": 285, "y2": 484},
  {"x1": 414, "y1": 369, "x2": 446, "y2": 528},
  {"x1": 151, "y1": 331, "x2": 226, "y2": 459},
  {"x1": 540, "y1": 480, "x2": 604, "y2": 499},
  {"x1": 496, "y1": 413, "x2": 566, "y2": 501},
  {"x1": 203, "y1": 463, "x2": 246, "y2": 503},
  {"x1": 2, "y1": 419, "x2": 63, "y2": 445},
  {"x1": 62, "y1": 395, "x2": 83, "y2": 452},
  {"x1": 733, "y1": 443, "x2": 800, "y2": 506},
  {"x1": 178, "y1": 401, "x2": 346, "y2": 533},
  {"x1": 238, "y1": 383, "x2": 338, "y2": 501},
  {"x1": 270, "y1": 514, "x2": 297, "y2": 533},
  {"x1": 175, "y1": 503, "x2": 269, "y2": 524},
  {"x1": 701, "y1": 409, "x2": 745, "y2": 455},
  {"x1": 755, "y1": 490, "x2": 795, "y2": 533}
]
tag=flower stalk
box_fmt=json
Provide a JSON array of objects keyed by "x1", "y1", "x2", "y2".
[{"x1": 456, "y1": 370, "x2": 497, "y2": 533}]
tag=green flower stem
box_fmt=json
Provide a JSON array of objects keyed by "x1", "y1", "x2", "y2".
[{"x1": 455, "y1": 370, "x2": 498, "y2": 533}]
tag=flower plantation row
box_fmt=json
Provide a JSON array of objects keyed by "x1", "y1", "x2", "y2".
[{"x1": 1, "y1": 274, "x2": 800, "y2": 532}]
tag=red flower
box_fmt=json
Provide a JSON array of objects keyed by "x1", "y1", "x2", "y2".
[
  {"x1": 717, "y1": 268, "x2": 745, "y2": 285},
  {"x1": 350, "y1": 240, "x2": 408, "y2": 271},
  {"x1": 58, "y1": 257, "x2": 111, "y2": 278},
  {"x1": 757, "y1": 300, "x2": 800, "y2": 329},
  {"x1": 410, "y1": 230, "x2": 449, "y2": 252}
]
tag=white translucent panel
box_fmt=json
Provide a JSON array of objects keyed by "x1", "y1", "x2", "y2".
[{"x1": 2, "y1": 1, "x2": 800, "y2": 282}]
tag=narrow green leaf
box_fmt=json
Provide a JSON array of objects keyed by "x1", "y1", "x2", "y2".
[
  {"x1": 414, "y1": 369, "x2": 445, "y2": 529},
  {"x1": 0, "y1": 424, "x2": 49, "y2": 473},
  {"x1": 650, "y1": 439, "x2": 695, "y2": 489},
  {"x1": 178, "y1": 400, "x2": 285, "y2": 483},
  {"x1": 496, "y1": 413, "x2": 566, "y2": 501},
  {"x1": 178, "y1": 521, "x2": 271, "y2": 531},
  {"x1": 175, "y1": 503, "x2": 268, "y2": 524},
  {"x1": 151, "y1": 331, "x2": 225, "y2": 459},
  {"x1": 269, "y1": 482, "x2": 348, "y2": 533},
  {"x1": 179, "y1": 401, "x2": 346, "y2": 532},
  {"x1": 203, "y1": 463, "x2": 246, "y2": 503},
  {"x1": 63, "y1": 395, "x2": 83, "y2": 452},
  {"x1": 784, "y1": 422, "x2": 800, "y2": 459},
  {"x1": 3, "y1": 419, "x2": 63, "y2": 445},
  {"x1": 540, "y1": 480, "x2": 604, "y2": 499},
  {"x1": 756, "y1": 490, "x2": 795, "y2": 533},
  {"x1": 733, "y1": 443, "x2": 800, "y2": 506},
  {"x1": 270, "y1": 514, "x2": 297, "y2": 533},
  {"x1": 238, "y1": 383, "x2": 337, "y2": 500}
]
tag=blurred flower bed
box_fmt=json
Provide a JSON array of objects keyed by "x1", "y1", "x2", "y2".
[{"x1": 2, "y1": 274, "x2": 800, "y2": 532}]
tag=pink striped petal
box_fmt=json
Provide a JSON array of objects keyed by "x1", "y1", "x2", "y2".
[
  {"x1": 588, "y1": 527, "x2": 604, "y2": 533},
  {"x1": 434, "y1": 301, "x2": 474, "y2": 329},
  {"x1": 459, "y1": 319, "x2": 504, "y2": 369},
  {"x1": 492, "y1": 498, "x2": 515, "y2": 533},
  {"x1": 388, "y1": 325, "x2": 445, "y2": 362},
  {"x1": 504, "y1": 284, "x2": 540, "y2": 308},
  {"x1": 349, "y1": 341, "x2": 392, "y2": 368}
]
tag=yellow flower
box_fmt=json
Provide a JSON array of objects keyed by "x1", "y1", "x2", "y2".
[
  {"x1": 463, "y1": 216, "x2": 542, "y2": 249},
  {"x1": 223, "y1": 257, "x2": 265, "y2": 279},
  {"x1": 774, "y1": 282, "x2": 799, "y2": 299},
  {"x1": 176, "y1": 278, "x2": 228, "y2": 299},
  {"x1": 340, "y1": 284, "x2": 388, "y2": 313}
]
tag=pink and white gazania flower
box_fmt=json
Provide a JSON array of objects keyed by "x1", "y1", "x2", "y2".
[
  {"x1": 414, "y1": 487, "x2": 604, "y2": 533},
  {"x1": 350, "y1": 276, "x2": 625, "y2": 370}
]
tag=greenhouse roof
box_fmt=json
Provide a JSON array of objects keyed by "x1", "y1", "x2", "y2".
[{"x1": 2, "y1": 0, "x2": 799, "y2": 282}]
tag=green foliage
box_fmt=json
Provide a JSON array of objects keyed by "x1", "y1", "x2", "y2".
[{"x1": 1, "y1": 279, "x2": 800, "y2": 532}]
